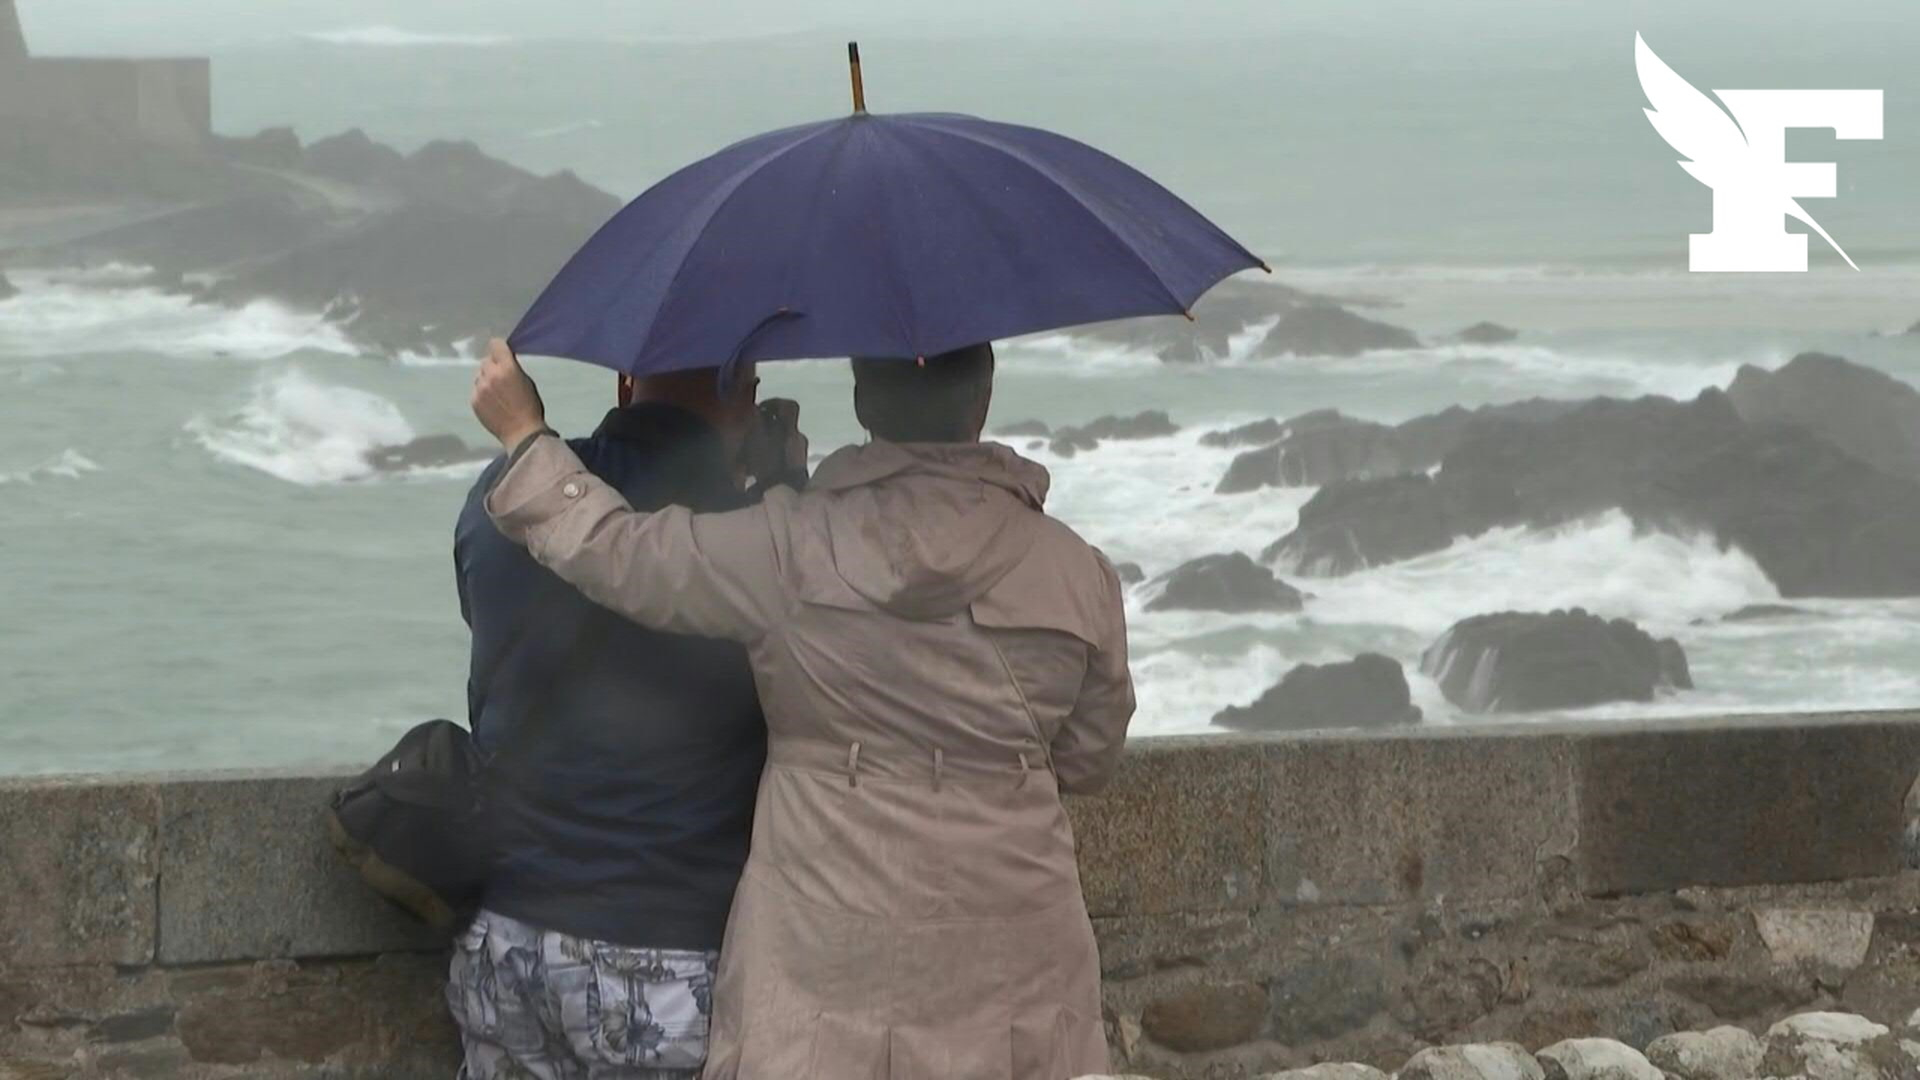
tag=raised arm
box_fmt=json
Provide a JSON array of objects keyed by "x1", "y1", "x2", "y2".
[{"x1": 471, "y1": 339, "x2": 785, "y2": 642}]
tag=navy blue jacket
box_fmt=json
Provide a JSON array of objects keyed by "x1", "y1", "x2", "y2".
[{"x1": 454, "y1": 403, "x2": 766, "y2": 950}]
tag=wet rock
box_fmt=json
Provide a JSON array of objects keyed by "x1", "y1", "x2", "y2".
[
  {"x1": 1215, "y1": 411, "x2": 1409, "y2": 492},
  {"x1": 1458, "y1": 321, "x2": 1521, "y2": 344},
  {"x1": 1420, "y1": 609, "x2": 1691, "y2": 714},
  {"x1": 364, "y1": 434, "x2": 494, "y2": 473},
  {"x1": 1535, "y1": 1038, "x2": 1662, "y2": 1080},
  {"x1": 1261, "y1": 303, "x2": 1420, "y2": 357},
  {"x1": 303, "y1": 127, "x2": 408, "y2": 186},
  {"x1": 1266, "y1": 951, "x2": 1388, "y2": 1045},
  {"x1": 1400, "y1": 1042, "x2": 1546, "y2": 1080},
  {"x1": 216, "y1": 126, "x2": 305, "y2": 169},
  {"x1": 1720, "y1": 603, "x2": 1812, "y2": 622},
  {"x1": 1263, "y1": 471, "x2": 1514, "y2": 574},
  {"x1": 1201, "y1": 417, "x2": 1288, "y2": 448},
  {"x1": 1212, "y1": 653, "x2": 1420, "y2": 733},
  {"x1": 994, "y1": 419, "x2": 1051, "y2": 437},
  {"x1": 1760, "y1": 1011, "x2": 1901, "y2": 1080},
  {"x1": 1146, "y1": 552, "x2": 1304, "y2": 613},
  {"x1": 1756, "y1": 909, "x2": 1874, "y2": 974},
  {"x1": 1670, "y1": 972, "x2": 1817, "y2": 1019},
  {"x1": 1265, "y1": 1065, "x2": 1393, "y2": 1080},
  {"x1": 1113, "y1": 561, "x2": 1145, "y2": 586},
  {"x1": 0, "y1": 269, "x2": 16, "y2": 302},
  {"x1": 1139, "y1": 981, "x2": 1267, "y2": 1052},
  {"x1": 1073, "y1": 276, "x2": 1311, "y2": 364},
  {"x1": 1537, "y1": 921, "x2": 1652, "y2": 989},
  {"x1": 1728, "y1": 352, "x2": 1920, "y2": 481},
  {"x1": 1645, "y1": 1026, "x2": 1764, "y2": 1080}
]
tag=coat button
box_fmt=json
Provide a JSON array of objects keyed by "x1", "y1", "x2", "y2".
[{"x1": 562, "y1": 481, "x2": 583, "y2": 498}]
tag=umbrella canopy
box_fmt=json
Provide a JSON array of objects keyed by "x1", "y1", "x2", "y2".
[{"x1": 509, "y1": 110, "x2": 1265, "y2": 377}]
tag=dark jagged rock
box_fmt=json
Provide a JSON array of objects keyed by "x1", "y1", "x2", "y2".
[
  {"x1": 1260, "y1": 304, "x2": 1420, "y2": 358},
  {"x1": 0, "y1": 268, "x2": 15, "y2": 301},
  {"x1": 1048, "y1": 410, "x2": 1178, "y2": 456},
  {"x1": 993, "y1": 420, "x2": 1051, "y2": 437},
  {"x1": 1721, "y1": 603, "x2": 1812, "y2": 622},
  {"x1": 1213, "y1": 653, "x2": 1421, "y2": 732},
  {"x1": 1907, "y1": 320, "x2": 1920, "y2": 336},
  {"x1": 1113, "y1": 562, "x2": 1145, "y2": 586},
  {"x1": 1264, "y1": 387, "x2": 1920, "y2": 596},
  {"x1": 1420, "y1": 609, "x2": 1691, "y2": 714},
  {"x1": 1456, "y1": 321, "x2": 1519, "y2": 344},
  {"x1": 1072, "y1": 277, "x2": 1309, "y2": 363},
  {"x1": 303, "y1": 128, "x2": 408, "y2": 186},
  {"x1": 1727, "y1": 352, "x2": 1920, "y2": 480},
  {"x1": 365, "y1": 434, "x2": 494, "y2": 473},
  {"x1": 1200, "y1": 418, "x2": 1286, "y2": 449},
  {"x1": 10, "y1": 126, "x2": 621, "y2": 357},
  {"x1": 1211, "y1": 399, "x2": 1576, "y2": 494},
  {"x1": 1146, "y1": 552, "x2": 1304, "y2": 613},
  {"x1": 1215, "y1": 411, "x2": 1407, "y2": 493},
  {"x1": 1263, "y1": 471, "x2": 1517, "y2": 575}
]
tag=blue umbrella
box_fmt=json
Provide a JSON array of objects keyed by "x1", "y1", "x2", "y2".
[{"x1": 509, "y1": 44, "x2": 1265, "y2": 377}]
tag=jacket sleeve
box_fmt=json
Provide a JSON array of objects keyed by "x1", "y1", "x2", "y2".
[
  {"x1": 1051, "y1": 556, "x2": 1136, "y2": 794},
  {"x1": 484, "y1": 435, "x2": 784, "y2": 643}
]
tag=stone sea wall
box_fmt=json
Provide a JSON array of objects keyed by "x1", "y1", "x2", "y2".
[{"x1": 5, "y1": 711, "x2": 1920, "y2": 1079}]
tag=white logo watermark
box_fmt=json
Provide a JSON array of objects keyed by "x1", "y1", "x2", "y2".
[{"x1": 1635, "y1": 33, "x2": 1882, "y2": 272}]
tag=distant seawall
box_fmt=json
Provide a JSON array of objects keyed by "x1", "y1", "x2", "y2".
[{"x1": 6, "y1": 711, "x2": 1920, "y2": 1079}]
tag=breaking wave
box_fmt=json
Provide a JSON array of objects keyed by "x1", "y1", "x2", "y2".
[
  {"x1": 0, "y1": 449, "x2": 102, "y2": 486},
  {"x1": 304, "y1": 26, "x2": 513, "y2": 47},
  {"x1": 0, "y1": 271, "x2": 357, "y2": 361},
  {"x1": 187, "y1": 369, "x2": 413, "y2": 485}
]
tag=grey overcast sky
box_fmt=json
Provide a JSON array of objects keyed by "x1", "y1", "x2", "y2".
[{"x1": 16, "y1": 0, "x2": 1920, "y2": 54}]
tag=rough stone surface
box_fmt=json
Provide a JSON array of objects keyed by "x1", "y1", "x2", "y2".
[
  {"x1": 1400, "y1": 1042, "x2": 1547, "y2": 1080},
  {"x1": 1067, "y1": 739, "x2": 1265, "y2": 917},
  {"x1": 1267, "y1": 950, "x2": 1388, "y2": 1044},
  {"x1": 1645, "y1": 1025, "x2": 1765, "y2": 1080},
  {"x1": 1212, "y1": 654, "x2": 1420, "y2": 733},
  {"x1": 1458, "y1": 321, "x2": 1521, "y2": 344},
  {"x1": 0, "y1": 779, "x2": 158, "y2": 966},
  {"x1": 1420, "y1": 609, "x2": 1691, "y2": 714},
  {"x1": 1265, "y1": 730, "x2": 1577, "y2": 905},
  {"x1": 1114, "y1": 561, "x2": 1146, "y2": 586},
  {"x1": 1140, "y1": 981, "x2": 1268, "y2": 1052},
  {"x1": 156, "y1": 773, "x2": 441, "y2": 963},
  {"x1": 1534, "y1": 1038, "x2": 1663, "y2": 1080},
  {"x1": 1756, "y1": 910, "x2": 1875, "y2": 974},
  {"x1": 1262, "y1": 1065, "x2": 1392, "y2": 1080},
  {"x1": 1261, "y1": 304, "x2": 1420, "y2": 358},
  {"x1": 1147, "y1": 552, "x2": 1305, "y2": 614},
  {"x1": 1727, "y1": 352, "x2": 1920, "y2": 481},
  {"x1": 1574, "y1": 718, "x2": 1920, "y2": 894},
  {"x1": 1760, "y1": 1011, "x2": 1906, "y2": 1080}
]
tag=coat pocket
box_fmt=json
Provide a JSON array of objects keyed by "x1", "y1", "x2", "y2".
[{"x1": 551, "y1": 941, "x2": 717, "y2": 1071}]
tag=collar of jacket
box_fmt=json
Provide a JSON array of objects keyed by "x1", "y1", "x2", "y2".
[{"x1": 807, "y1": 440, "x2": 1051, "y2": 509}]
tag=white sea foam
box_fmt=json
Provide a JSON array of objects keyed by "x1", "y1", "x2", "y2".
[
  {"x1": 525, "y1": 119, "x2": 606, "y2": 140},
  {"x1": 187, "y1": 369, "x2": 413, "y2": 485},
  {"x1": 0, "y1": 449, "x2": 102, "y2": 486},
  {"x1": 304, "y1": 26, "x2": 512, "y2": 47},
  {"x1": 0, "y1": 273, "x2": 357, "y2": 361}
]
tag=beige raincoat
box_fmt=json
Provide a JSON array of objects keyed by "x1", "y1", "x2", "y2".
[{"x1": 487, "y1": 434, "x2": 1135, "y2": 1080}]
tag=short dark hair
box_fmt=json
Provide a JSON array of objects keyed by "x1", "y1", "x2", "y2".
[{"x1": 851, "y1": 342, "x2": 996, "y2": 443}]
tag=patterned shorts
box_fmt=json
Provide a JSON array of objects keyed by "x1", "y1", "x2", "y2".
[{"x1": 446, "y1": 909, "x2": 718, "y2": 1080}]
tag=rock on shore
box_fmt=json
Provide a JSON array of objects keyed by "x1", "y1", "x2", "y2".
[
  {"x1": 8, "y1": 127, "x2": 621, "y2": 357},
  {"x1": 1069, "y1": 277, "x2": 1420, "y2": 363},
  {"x1": 1419, "y1": 608, "x2": 1691, "y2": 714},
  {"x1": 1147, "y1": 552, "x2": 1303, "y2": 613},
  {"x1": 1048, "y1": 411, "x2": 1179, "y2": 457},
  {"x1": 1212, "y1": 653, "x2": 1420, "y2": 732},
  {"x1": 1727, "y1": 351, "x2": 1920, "y2": 481},
  {"x1": 1261, "y1": 381, "x2": 1920, "y2": 597},
  {"x1": 1457, "y1": 321, "x2": 1520, "y2": 344}
]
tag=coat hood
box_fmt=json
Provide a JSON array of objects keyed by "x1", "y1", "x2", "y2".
[{"x1": 798, "y1": 441, "x2": 1051, "y2": 621}]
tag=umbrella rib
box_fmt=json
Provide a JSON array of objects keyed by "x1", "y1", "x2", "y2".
[
  {"x1": 913, "y1": 120, "x2": 1202, "y2": 316},
  {"x1": 636, "y1": 122, "x2": 846, "y2": 369}
]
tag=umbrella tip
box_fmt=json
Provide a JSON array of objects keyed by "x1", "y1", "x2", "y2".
[
  {"x1": 1259, "y1": 261, "x2": 1273, "y2": 274},
  {"x1": 1182, "y1": 310, "x2": 1196, "y2": 322},
  {"x1": 848, "y1": 42, "x2": 867, "y2": 113}
]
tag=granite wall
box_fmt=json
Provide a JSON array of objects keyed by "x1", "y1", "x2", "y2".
[{"x1": 5, "y1": 711, "x2": 1920, "y2": 1079}]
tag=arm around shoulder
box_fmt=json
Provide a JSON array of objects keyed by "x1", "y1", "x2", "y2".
[{"x1": 486, "y1": 435, "x2": 785, "y2": 642}]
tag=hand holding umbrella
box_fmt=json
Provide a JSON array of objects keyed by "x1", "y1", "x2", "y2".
[{"x1": 472, "y1": 338, "x2": 548, "y2": 451}]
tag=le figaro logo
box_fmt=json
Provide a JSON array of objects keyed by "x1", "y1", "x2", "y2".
[{"x1": 1635, "y1": 34, "x2": 1881, "y2": 272}]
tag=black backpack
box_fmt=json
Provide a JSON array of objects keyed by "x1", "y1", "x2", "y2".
[{"x1": 327, "y1": 594, "x2": 608, "y2": 930}]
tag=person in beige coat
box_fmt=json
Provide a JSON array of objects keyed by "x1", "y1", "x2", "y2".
[{"x1": 471, "y1": 338, "x2": 1135, "y2": 1080}]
